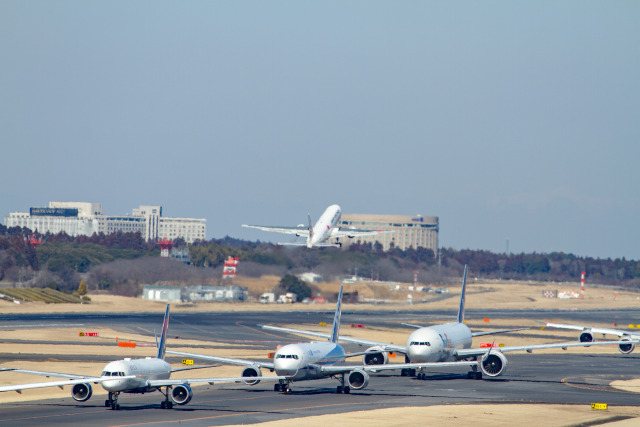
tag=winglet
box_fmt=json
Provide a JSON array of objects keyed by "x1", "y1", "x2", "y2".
[
  {"x1": 457, "y1": 265, "x2": 467, "y2": 324},
  {"x1": 330, "y1": 281, "x2": 345, "y2": 343},
  {"x1": 156, "y1": 304, "x2": 170, "y2": 360}
]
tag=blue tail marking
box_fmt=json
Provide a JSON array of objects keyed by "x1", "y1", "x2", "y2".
[
  {"x1": 156, "y1": 304, "x2": 170, "y2": 359},
  {"x1": 330, "y1": 282, "x2": 344, "y2": 343},
  {"x1": 457, "y1": 265, "x2": 467, "y2": 324}
]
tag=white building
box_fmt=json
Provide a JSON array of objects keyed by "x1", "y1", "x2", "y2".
[
  {"x1": 5, "y1": 202, "x2": 206, "y2": 243},
  {"x1": 337, "y1": 213, "x2": 438, "y2": 252}
]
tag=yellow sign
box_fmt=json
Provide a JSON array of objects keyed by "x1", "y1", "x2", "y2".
[
  {"x1": 182, "y1": 359, "x2": 194, "y2": 365},
  {"x1": 319, "y1": 322, "x2": 327, "y2": 326},
  {"x1": 591, "y1": 403, "x2": 608, "y2": 410}
]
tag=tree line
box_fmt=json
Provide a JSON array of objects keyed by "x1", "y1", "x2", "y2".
[{"x1": 1, "y1": 224, "x2": 639, "y2": 296}]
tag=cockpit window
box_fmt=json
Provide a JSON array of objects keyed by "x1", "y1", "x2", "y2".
[
  {"x1": 276, "y1": 354, "x2": 299, "y2": 360},
  {"x1": 409, "y1": 342, "x2": 431, "y2": 346}
]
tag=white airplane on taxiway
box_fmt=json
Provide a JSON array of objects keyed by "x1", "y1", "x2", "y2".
[
  {"x1": 262, "y1": 266, "x2": 637, "y2": 380},
  {"x1": 0, "y1": 305, "x2": 288, "y2": 409},
  {"x1": 168, "y1": 281, "x2": 481, "y2": 394}
]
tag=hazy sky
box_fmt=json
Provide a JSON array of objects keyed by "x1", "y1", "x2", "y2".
[{"x1": 1, "y1": 2, "x2": 639, "y2": 260}]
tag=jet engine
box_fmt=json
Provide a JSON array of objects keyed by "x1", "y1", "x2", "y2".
[
  {"x1": 171, "y1": 384, "x2": 193, "y2": 405},
  {"x1": 241, "y1": 366, "x2": 262, "y2": 385},
  {"x1": 480, "y1": 352, "x2": 508, "y2": 377},
  {"x1": 362, "y1": 346, "x2": 389, "y2": 365},
  {"x1": 618, "y1": 336, "x2": 635, "y2": 354},
  {"x1": 71, "y1": 383, "x2": 92, "y2": 402},
  {"x1": 579, "y1": 330, "x2": 595, "y2": 343},
  {"x1": 347, "y1": 369, "x2": 370, "y2": 390}
]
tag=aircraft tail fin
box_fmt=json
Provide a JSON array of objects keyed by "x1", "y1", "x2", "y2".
[
  {"x1": 156, "y1": 304, "x2": 170, "y2": 360},
  {"x1": 306, "y1": 213, "x2": 313, "y2": 245},
  {"x1": 457, "y1": 265, "x2": 467, "y2": 324},
  {"x1": 330, "y1": 281, "x2": 345, "y2": 343}
]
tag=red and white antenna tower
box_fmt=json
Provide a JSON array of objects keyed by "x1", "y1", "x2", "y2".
[
  {"x1": 223, "y1": 257, "x2": 240, "y2": 279},
  {"x1": 580, "y1": 271, "x2": 586, "y2": 296},
  {"x1": 158, "y1": 238, "x2": 173, "y2": 258}
]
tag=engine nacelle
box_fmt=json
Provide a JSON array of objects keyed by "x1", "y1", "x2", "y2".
[
  {"x1": 579, "y1": 330, "x2": 595, "y2": 343},
  {"x1": 480, "y1": 352, "x2": 508, "y2": 377},
  {"x1": 347, "y1": 369, "x2": 370, "y2": 390},
  {"x1": 241, "y1": 366, "x2": 262, "y2": 385},
  {"x1": 71, "y1": 383, "x2": 92, "y2": 402},
  {"x1": 171, "y1": 384, "x2": 193, "y2": 405},
  {"x1": 619, "y1": 336, "x2": 635, "y2": 354},
  {"x1": 363, "y1": 346, "x2": 389, "y2": 365}
]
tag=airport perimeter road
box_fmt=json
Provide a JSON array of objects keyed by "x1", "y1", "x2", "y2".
[{"x1": 0, "y1": 353, "x2": 639, "y2": 427}]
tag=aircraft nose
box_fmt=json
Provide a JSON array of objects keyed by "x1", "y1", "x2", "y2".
[
  {"x1": 102, "y1": 379, "x2": 126, "y2": 392},
  {"x1": 274, "y1": 359, "x2": 300, "y2": 377}
]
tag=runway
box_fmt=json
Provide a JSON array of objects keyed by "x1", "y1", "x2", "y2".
[{"x1": 1, "y1": 309, "x2": 639, "y2": 426}]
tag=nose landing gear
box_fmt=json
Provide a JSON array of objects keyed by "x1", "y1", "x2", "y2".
[{"x1": 105, "y1": 392, "x2": 120, "y2": 410}]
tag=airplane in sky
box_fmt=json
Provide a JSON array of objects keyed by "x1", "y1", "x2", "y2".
[
  {"x1": 261, "y1": 266, "x2": 637, "y2": 380},
  {"x1": 168, "y1": 281, "x2": 481, "y2": 394},
  {"x1": 242, "y1": 204, "x2": 390, "y2": 248},
  {"x1": 0, "y1": 305, "x2": 288, "y2": 409},
  {"x1": 539, "y1": 321, "x2": 637, "y2": 354}
]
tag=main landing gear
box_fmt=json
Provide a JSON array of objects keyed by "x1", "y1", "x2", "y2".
[
  {"x1": 467, "y1": 365, "x2": 482, "y2": 380},
  {"x1": 105, "y1": 392, "x2": 120, "y2": 411},
  {"x1": 274, "y1": 379, "x2": 292, "y2": 394},
  {"x1": 160, "y1": 386, "x2": 174, "y2": 409},
  {"x1": 335, "y1": 373, "x2": 350, "y2": 394}
]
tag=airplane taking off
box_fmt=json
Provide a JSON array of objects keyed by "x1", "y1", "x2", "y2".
[
  {"x1": 539, "y1": 322, "x2": 637, "y2": 354},
  {"x1": 168, "y1": 282, "x2": 481, "y2": 394},
  {"x1": 262, "y1": 266, "x2": 637, "y2": 380},
  {"x1": 0, "y1": 305, "x2": 288, "y2": 409},
  {"x1": 242, "y1": 204, "x2": 389, "y2": 248}
]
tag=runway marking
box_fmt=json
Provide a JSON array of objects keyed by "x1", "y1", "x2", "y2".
[
  {"x1": 110, "y1": 402, "x2": 363, "y2": 426},
  {"x1": 0, "y1": 324, "x2": 85, "y2": 329},
  {"x1": 0, "y1": 408, "x2": 105, "y2": 423}
]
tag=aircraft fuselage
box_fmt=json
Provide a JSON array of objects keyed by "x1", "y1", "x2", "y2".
[
  {"x1": 309, "y1": 204, "x2": 342, "y2": 248},
  {"x1": 101, "y1": 358, "x2": 171, "y2": 393},
  {"x1": 274, "y1": 342, "x2": 345, "y2": 381},
  {"x1": 406, "y1": 322, "x2": 472, "y2": 363}
]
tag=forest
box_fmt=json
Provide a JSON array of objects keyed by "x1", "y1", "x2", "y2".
[{"x1": 1, "y1": 224, "x2": 638, "y2": 297}]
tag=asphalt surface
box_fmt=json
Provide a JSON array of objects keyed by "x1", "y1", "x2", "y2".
[{"x1": 0, "y1": 308, "x2": 639, "y2": 426}]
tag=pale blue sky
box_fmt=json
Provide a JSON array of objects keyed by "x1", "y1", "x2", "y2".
[{"x1": 1, "y1": 2, "x2": 639, "y2": 259}]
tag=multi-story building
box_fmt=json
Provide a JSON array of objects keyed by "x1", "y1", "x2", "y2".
[
  {"x1": 5, "y1": 202, "x2": 206, "y2": 243},
  {"x1": 337, "y1": 213, "x2": 438, "y2": 253}
]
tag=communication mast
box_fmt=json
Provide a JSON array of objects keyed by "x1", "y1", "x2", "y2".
[
  {"x1": 158, "y1": 238, "x2": 173, "y2": 258},
  {"x1": 223, "y1": 257, "x2": 240, "y2": 279}
]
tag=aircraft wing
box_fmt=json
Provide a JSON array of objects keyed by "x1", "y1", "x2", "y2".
[
  {"x1": 471, "y1": 327, "x2": 530, "y2": 337},
  {"x1": 147, "y1": 375, "x2": 289, "y2": 387},
  {"x1": 455, "y1": 339, "x2": 638, "y2": 358},
  {"x1": 0, "y1": 375, "x2": 136, "y2": 393},
  {"x1": 241, "y1": 224, "x2": 310, "y2": 237},
  {"x1": 332, "y1": 228, "x2": 394, "y2": 238},
  {"x1": 0, "y1": 367, "x2": 92, "y2": 380},
  {"x1": 542, "y1": 322, "x2": 639, "y2": 338},
  {"x1": 165, "y1": 350, "x2": 275, "y2": 370},
  {"x1": 260, "y1": 325, "x2": 407, "y2": 353},
  {"x1": 320, "y1": 360, "x2": 478, "y2": 375}
]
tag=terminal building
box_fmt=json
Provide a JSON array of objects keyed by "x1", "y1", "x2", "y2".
[
  {"x1": 4, "y1": 201, "x2": 206, "y2": 243},
  {"x1": 337, "y1": 213, "x2": 438, "y2": 253}
]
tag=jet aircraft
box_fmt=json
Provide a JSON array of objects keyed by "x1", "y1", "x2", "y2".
[
  {"x1": 242, "y1": 204, "x2": 389, "y2": 248},
  {"x1": 539, "y1": 321, "x2": 637, "y2": 354},
  {"x1": 0, "y1": 305, "x2": 288, "y2": 409},
  {"x1": 168, "y1": 281, "x2": 481, "y2": 393},
  {"x1": 262, "y1": 266, "x2": 636, "y2": 380}
]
